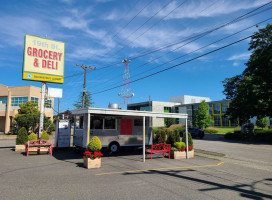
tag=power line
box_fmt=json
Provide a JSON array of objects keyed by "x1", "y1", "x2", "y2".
[
  {"x1": 89, "y1": 6, "x2": 272, "y2": 90},
  {"x1": 91, "y1": 17, "x2": 271, "y2": 94},
  {"x1": 91, "y1": 35, "x2": 252, "y2": 95},
  {"x1": 112, "y1": 0, "x2": 189, "y2": 57},
  {"x1": 90, "y1": 0, "x2": 154, "y2": 61},
  {"x1": 94, "y1": 0, "x2": 272, "y2": 71}
]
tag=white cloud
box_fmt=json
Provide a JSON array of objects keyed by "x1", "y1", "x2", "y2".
[
  {"x1": 228, "y1": 52, "x2": 251, "y2": 60},
  {"x1": 0, "y1": 16, "x2": 50, "y2": 46},
  {"x1": 141, "y1": 0, "x2": 270, "y2": 20},
  {"x1": 233, "y1": 62, "x2": 239, "y2": 66}
]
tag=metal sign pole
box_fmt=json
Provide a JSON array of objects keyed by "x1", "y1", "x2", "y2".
[
  {"x1": 143, "y1": 116, "x2": 146, "y2": 162},
  {"x1": 39, "y1": 82, "x2": 46, "y2": 138},
  {"x1": 185, "y1": 118, "x2": 189, "y2": 159}
]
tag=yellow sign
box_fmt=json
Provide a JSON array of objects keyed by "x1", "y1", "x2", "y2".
[{"x1": 23, "y1": 34, "x2": 65, "y2": 84}]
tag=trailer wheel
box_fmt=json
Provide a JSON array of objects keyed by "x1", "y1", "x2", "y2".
[{"x1": 109, "y1": 142, "x2": 120, "y2": 153}]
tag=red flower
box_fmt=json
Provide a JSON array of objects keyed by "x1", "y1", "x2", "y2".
[{"x1": 83, "y1": 151, "x2": 92, "y2": 156}]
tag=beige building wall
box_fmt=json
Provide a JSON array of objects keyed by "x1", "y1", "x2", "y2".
[{"x1": 0, "y1": 84, "x2": 54, "y2": 134}]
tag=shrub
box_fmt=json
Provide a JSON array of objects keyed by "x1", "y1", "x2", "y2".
[
  {"x1": 154, "y1": 129, "x2": 166, "y2": 144},
  {"x1": 28, "y1": 132, "x2": 37, "y2": 141},
  {"x1": 168, "y1": 124, "x2": 184, "y2": 132},
  {"x1": 224, "y1": 131, "x2": 249, "y2": 140},
  {"x1": 16, "y1": 127, "x2": 28, "y2": 145},
  {"x1": 40, "y1": 131, "x2": 49, "y2": 140},
  {"x1": 88, "y1": 136, "x2": 102, "y2": 151},
  {"x1": 242, "y1": 123, "x2": 254, "y2": 135},
  {"x1": 171, "y1": 147, "x2": 179, "y2": 151},
  {"x1": 166, "y1": 130, "x2": 175, "y2": 145},
  {"x1": 182, "y1": 132, "x2": 193, "y2": 147},
  {"x1": 174, "y1": 129, "x2": 180, "y2": 142},
  {"x1": 204, "y1": 127, "x2": 219, "y2": 133},
  {"x1": 173, "y1": 142, "x2": 186, "y2": 149},
  {"x1": 256, "y1": 117, "x2": 269, "y2": 129}
]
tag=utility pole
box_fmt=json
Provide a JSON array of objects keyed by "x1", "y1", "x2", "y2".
[{"x1": 76, "y1": 64, "x2": 96, "y2": 108}]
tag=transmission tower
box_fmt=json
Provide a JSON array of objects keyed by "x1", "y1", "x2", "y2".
[{"x1": 118, "y1": 58, "x2": 134, "y2": 108}]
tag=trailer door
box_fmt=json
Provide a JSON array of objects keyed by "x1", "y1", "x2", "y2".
[{"x1": 120, "y1": 119, "x2": 133, "y2": 135}]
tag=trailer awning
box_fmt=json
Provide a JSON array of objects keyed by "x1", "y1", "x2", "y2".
[{"x1": 71, "y1": 107, "x2": 188, "y2": 119}]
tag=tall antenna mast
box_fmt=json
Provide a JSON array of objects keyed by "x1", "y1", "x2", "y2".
[{"x1": 118, "y1": 58, "x2": 134, "y2": 108}]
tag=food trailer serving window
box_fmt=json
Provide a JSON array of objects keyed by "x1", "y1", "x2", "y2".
[
  {"x1": 104, "y1": 118, "x2": 116, "y2": 130},
  {"x1": 91, "y1": 116, "x2": 103, "y2": 129}
]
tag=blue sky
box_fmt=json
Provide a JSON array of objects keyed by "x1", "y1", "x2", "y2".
[{"x1": 0, "y1": 0, "x2": 272, "y2": 113}]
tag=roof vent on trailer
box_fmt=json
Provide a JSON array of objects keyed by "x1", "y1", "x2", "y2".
[{"x1": 108, "y1": 103, "x2": 119, "y2": 109}]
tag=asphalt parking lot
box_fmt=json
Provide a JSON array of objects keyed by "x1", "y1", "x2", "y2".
[{"x1": 0, "y1": 136, "x2": 272, "y2": 200}]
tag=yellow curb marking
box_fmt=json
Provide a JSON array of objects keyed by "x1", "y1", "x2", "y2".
[{"x1": 96, "y1": 161, "x2": 224, "y2": 176}]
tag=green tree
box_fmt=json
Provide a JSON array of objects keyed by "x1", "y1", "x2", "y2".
[
  {"x1": 182, "y1": 132, "x2": 193, "y2": 147},
  {"x1": 223, "y1": 24, "x2": 272, "y2": 123},
  {"x1": 164, "y1": 118, "x2": 175, "y2": 128},
  {"x1": 14, "y1": 101, "x2": 40, "y2": 132},
  {"x1": 256, "y1": 117, "x2": 269, "y2": 129},
  {"x1": 192, "y1": 100, "x2": 212, "y2": 129},
  {"x1": 73, "y1": 91, "x2": 94, "y2": 109},
  {"x1": 44, "y1": 117, "x2": 55, "y2": 133}
]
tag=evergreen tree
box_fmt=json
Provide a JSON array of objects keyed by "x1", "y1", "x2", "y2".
[
  {"x1": 192, "y1": 100, "x2": 213, "y2": 129},
  {"x1": 73, "y1": 91, "x2": 94, "y2": 109}
]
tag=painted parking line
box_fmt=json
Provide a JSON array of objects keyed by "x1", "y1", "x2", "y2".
[{"x1": 96, "y1": 161, "x2": 224, "y2": 176}]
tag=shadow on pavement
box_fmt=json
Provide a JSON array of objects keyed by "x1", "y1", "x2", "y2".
[{"x1": 123, "y1": 169, "x2": 272, "y2": 199}]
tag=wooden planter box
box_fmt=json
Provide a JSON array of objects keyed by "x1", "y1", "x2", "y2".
[
  {"x1": 170, "y1": 150, "x2": 194, "y2": 159},
  {"x1": 15, "y1": 145, "x2": 25, "y2": 152},
  {"x1": 83, "y1": 157, "x2": 101, "y2": 169}
]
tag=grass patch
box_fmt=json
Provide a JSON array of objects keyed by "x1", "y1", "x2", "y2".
[
  {"x1": 195, "y1": 149, "x2": 226, "y2": 157},
  {"x1": 216, "y1": 127, "x2": 241, "y2": 134}
]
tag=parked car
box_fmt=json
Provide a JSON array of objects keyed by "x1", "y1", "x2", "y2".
[{"x1": 180, "y1": 128, "x2": 205, "y2": 139}]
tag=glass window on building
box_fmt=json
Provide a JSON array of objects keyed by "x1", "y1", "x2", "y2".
[
  {"x1": 221, "y1": 103, "x2": 228, "y2": 114},
  {"x1": 104, "y1": 118, "x2": 116, "y2": 129},
  {"x1": 214, "y1": 116, "x2": 221, "y2": 126},
  {"x1": 209, "y1": 104, "x2": 212, "y2": 115},
  {"x1": 213, "y1": 104, "x2": 220, "y2": 114},
  {"x1": 31, "y1": 97, "x2": 39, "y2": 105},
  {"x1": 175, "y1": 107, "x2": 179, "y2": 113},
  {"x1": 164, "y1": 107, "x2": 171, "y2": 113},
  {"x1": 140, "y1": 106, "x2": 151, "y2": 111},
  {"x1": 222, "y1": 116, "x2": 229, "y2": 127},
  {"x1": 0, "y1": 97, "x2": 7, "y2": 104},
  {"x1": 11, "y1": 97, "x2": 28, "y2": 106},
  {"x1": 45, "y1": 99, "x2": 52, "y2": 108}
]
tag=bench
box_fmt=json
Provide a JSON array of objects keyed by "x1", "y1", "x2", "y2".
[
  {"x1": 26, "y1": 140, "x2": 53, "y2": 157},
  {"x1": 145, "y1": 143, "x2": 171, "y2": 160}
]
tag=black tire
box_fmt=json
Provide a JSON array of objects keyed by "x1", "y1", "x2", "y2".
[{"x1": 109, "y1": 142, "x2": 120, "y2": 153}]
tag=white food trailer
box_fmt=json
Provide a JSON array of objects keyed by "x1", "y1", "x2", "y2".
[{"x1": 71, "y1": 107, "x2": 188, "y2": 162}]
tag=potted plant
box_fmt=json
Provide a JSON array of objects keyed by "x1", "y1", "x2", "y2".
[
  {"x1": 83, "y1": 136, "x2": 103, "y2": 169},
  {"x1": 170, "y1": 142, "x2": 187, "y2": 159},
  {"x1": 15, "y1": 127, "x2": 28, "y2": 151}
]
